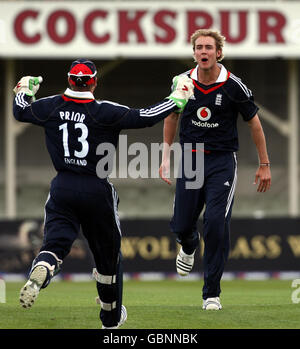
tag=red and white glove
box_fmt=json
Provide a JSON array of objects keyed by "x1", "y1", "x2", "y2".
[
  {"x1": 13, "y1": 76, "x2": 43, "y2": 100},
  {"x1": 167, "y1": 75, "x2": 194, "y2": 112}
]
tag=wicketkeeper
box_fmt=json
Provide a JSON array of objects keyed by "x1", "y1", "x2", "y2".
[{"x1": 13, "y1": 59, "x2": 194, "y2": 328}]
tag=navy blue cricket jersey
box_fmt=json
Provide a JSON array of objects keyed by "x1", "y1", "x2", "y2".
[
  {"x1": 180, "y1": 64, "x2": 258, "y2": 152},
  {"x1": 13, "y1": 88, "x2": 177, "y2": 177}
]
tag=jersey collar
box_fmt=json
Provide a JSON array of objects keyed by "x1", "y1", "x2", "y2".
[
  {"x1": 190, "y1": 64, "x2": 230, "y2": 95},
  {"x1": 63, "y1": 88, "x2": 95, "y2": 103},
  {"x1": 191, "y1": 63, "x2": 228, "y2": 83}
]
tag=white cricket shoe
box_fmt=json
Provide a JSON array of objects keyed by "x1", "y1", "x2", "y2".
[
  {"x1": 102, "y1": 305, "x2": 127, "y2": 329},
  {"x1": 176, "y1": 247, "x2": 195, "y2": 276},
  {"x1": 202, "y1": 297, "x2": 222, "y2": 310},
  {"x1": 19, "y1": 265, "x2": 47, "y2": 309}
]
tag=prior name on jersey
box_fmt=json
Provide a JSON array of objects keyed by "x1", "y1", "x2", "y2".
[{"x1": 13, "y1": 89, "x2": 177, "y2": 177}]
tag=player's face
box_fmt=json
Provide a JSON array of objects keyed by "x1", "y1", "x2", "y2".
[{"x1": 193, "y1": 36, "x2": 221, "y2": 71}]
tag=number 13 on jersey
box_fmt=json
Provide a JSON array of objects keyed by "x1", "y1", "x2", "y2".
[{"x1": 59, "y1": 122, "x2": 89, "y2": 158}]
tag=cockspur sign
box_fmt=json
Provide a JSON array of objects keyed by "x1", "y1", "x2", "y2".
[{"x1": 0, "y1": 1, "x2": 300, "y2": 58}]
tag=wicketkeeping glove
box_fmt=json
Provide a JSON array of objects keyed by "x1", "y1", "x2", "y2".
[
  {"x1": 13, "y1": 76, "x2": 43, "y2": 100},
  {"x1": 166, "y1": 75, "x2": 194, "y2": 113}
]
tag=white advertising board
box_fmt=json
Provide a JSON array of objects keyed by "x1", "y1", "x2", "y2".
[{"x1": 0, "y1": 1, "x2": 300, "y2": 58}]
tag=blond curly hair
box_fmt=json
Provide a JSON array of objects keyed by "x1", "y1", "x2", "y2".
[{"x1": 190, "y1": 29, "x2": 226, "y2": 62}]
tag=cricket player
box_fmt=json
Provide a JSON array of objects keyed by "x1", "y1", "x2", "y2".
[
  {"x1": 159, "y1": 29, "x2": 271, "y2": 310},
  {"x1": 13, "y1": 59, "x2": 194, "y2": 328}
]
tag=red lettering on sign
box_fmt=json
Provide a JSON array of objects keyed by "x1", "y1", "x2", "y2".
[
  {"x1": 220, "y1": 11, "x2": 248, "y2": 44},
  {"x1": 47, "y1": 10, "x2": 76, "y2": 44},
  {"x1": 154, "y1": 10, "x2": 177, "y2": 43},
  {"x1": 13, "y1": 7, "x2": 289, "y2": 50},
  {"x1": 118, "y1": 10, "x2": 147, "y2": 43},
  {"x1": 84, "y1": 10, "x2": 110, "y2": 43},
  {"x1": 259, "y1": 11, "x2": 286, "y2": 43},
  {"x1": 14, "y1": 10, "x2": 40, "y2": 44},
  {"x1": 187, "y1": 11, "x2": 213, "y2": 42}
]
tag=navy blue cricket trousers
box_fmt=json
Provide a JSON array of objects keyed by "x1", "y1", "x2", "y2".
[
  {"x1": 171, "y1": 151, "x2": 237, "y2": 299},
  {"x1": 35, "y1": 172, "x2": 122, "y2": 327}
]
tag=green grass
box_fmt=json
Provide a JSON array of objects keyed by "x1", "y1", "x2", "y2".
[{"x1": 0, "y1": 279, "x2": 299, "y2": 329}]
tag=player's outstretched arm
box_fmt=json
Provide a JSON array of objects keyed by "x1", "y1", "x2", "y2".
[
  {"x1": 118, "y1": 75, "x2": 193, "y2": 129},
  {"x1": 247, "y1": 114, "x2": 271, "y2": 192}
]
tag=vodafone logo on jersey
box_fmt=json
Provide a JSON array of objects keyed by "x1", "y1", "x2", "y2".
[
  {"x1": 192, "y1": 107, "x2": 219, "y2": 128},
  {"x1": 197, "y1": 107, "x2": 212, "y2": 121}
]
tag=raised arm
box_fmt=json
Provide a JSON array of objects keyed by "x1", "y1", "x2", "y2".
[
  {"x1": 13, "y1": 76, "x2": 44, "y2": 124},
  {"x1": 117, "y1": 75, "x2": 193, "y2": 130}
]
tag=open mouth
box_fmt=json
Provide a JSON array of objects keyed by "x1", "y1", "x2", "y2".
[{"x1": 201, "y1": 58, "x2": 208, "y2": 62}]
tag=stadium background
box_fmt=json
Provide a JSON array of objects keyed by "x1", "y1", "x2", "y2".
[{"x1": 0, "y1": 0, "x2": 300, "y2": 280}]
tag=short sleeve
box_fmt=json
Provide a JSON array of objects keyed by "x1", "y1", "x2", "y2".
[{"x1": 226, "y1": 74, "x2": 259, "y2": 122}]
